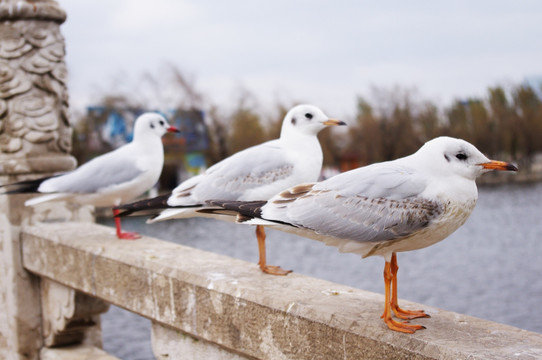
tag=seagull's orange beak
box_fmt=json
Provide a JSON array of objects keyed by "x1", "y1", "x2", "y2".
[
  {"x1": 479, "y1": 160, "x2": 518, "y2": 172},
  {"x1": 167, "y1": 126, "x2": 180, "y2": 133},
  {"x1": 323, "y1": 118, "x2": 347, "y2": 126}
]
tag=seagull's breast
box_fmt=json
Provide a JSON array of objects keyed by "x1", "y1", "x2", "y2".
[{"x1": 365, "y1": 198, "x2": 477, "y2": 258}]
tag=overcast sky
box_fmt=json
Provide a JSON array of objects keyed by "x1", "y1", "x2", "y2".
[{"x1": 58, "y1": 0, "x2": 542, "y2": 118}]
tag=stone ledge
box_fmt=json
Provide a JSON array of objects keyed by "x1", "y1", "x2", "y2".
[
  {"x1": 0, "y1": 0, "x2": 66, "y2": 23},
  {"x1": 152, "y1": 322, "x2": 249, "y2": 360},
  {"x1": 21, "y1": 222, "x2": 542, "y2": 360},
  {"x1": 41, "y1": 344, "x2": 120, "y2": 360}
]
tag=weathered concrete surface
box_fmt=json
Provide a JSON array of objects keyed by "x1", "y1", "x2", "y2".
[
  {"x1": 152, "y1": 322, "x2": 250, "y2": 360},
  {"x1": 0, "y1": 191, "x2": 44, "y2": 360},
  {"x1": 22, "y1": 222, "x2": 542, "y2": 360},
  {"x1": 41, "y1": 345, "x2": 119, "y2": 360},
  {"x1": 0, "y1": 191, "x2": 95, "y2": 359}
]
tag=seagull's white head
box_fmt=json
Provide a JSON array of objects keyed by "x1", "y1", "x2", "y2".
[
  {"x1": 280, "y1": 104, "x2": 345, "y2": 138},
  {"x1": 133, "y1": 112, "x2": 179, "y2": 141},
  {"x1": 416, "y1": 136, "x2": 517, "y2": 180}
]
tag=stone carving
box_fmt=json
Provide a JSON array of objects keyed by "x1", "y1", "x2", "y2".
[
  {"x1": 0, "y1": 0, "x2": 74, "y2": 175},
  {"x1": 41, "y1": 279, "x2": 110, "y2": 347}
]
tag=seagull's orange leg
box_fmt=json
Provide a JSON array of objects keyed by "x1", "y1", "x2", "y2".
[
  {"x1": 381, "y1": 257, "x2": 425, "y2": 333},
  {"x1": 256, "y1": 225, "x2": 291, "y2": 276},
  {"x1": 113, "y1": 208, "x2": 140, "y2": 240},
  {"x1": 390, "y1": 253, "x2": 430, "y2": 320}
]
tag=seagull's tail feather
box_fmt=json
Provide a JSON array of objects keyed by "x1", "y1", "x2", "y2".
[
  {"x1": 204, "y1": 199, "x2": 298, "y2": 228},
  {"x1": 115, "y1": 194, "x2": 173, "y2": 217},
  {"x1": 205, "y1": 200, "x2": 267, "y2": 220},
  {"x1": 25, "y1": 193, "x2": 68, "y2": 206},
  {"x1": 0, "y1": 176, "x2": 51, "y2": 195},
  {"x1": 147, "y1": 207, "x2": 202, "y2": 223}
]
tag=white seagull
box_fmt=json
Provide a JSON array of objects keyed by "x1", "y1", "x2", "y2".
[
  {"x1": 206, "y1": 136, "x2": 518, "y2": 333},
  {"x1": 1, "y1": 112, "x2": 179, "y2": 240},
  {"x1": 116, "y1": 104, "x2": 346, "y2": 274}
]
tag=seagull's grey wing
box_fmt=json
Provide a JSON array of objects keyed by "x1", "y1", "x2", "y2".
[
  {"x1": 315, "y1": 163, "x2": 426, "y2": 199},
  {"x1": 170, "y1": 140, "x2": 294, "y2": 204},
  {"x1": 266, "y1": 164, "x2": 443, "y2": 243},
  {"x1": 39, "y1": 151, "x2": 144, "y2": 194}
]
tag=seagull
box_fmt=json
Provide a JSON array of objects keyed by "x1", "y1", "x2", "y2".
[
  {"x1": 115, "y1": 104, "x2": 346, "y2": 274},
  {"x1": 1, "y1": 112, "x2": 179, "y2": 240},
  {"x1": 205, "y1": 136, "x2": 518, "y2": 333}
]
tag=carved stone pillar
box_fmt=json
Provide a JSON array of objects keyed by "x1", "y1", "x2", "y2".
[
  {"x1": 41, "y1": 279, "x2": 110, "y2": 348},
  {"x1": 0, "y1": 1, "x2": 77, "y2": 359},
  {"x1": 0, "y1": 0, "x2": 75, "y2": 175}
]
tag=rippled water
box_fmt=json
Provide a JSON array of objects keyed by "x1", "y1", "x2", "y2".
[{"x1": 99, "y1": 182, "x2": 542, "y2": 359}]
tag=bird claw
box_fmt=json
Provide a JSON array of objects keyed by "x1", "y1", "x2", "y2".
[
  {"x1": 392, "y1": 306, "x2": 431, "y2": 320},
  {"x1": 383, "y1": 317, "x2": 426, "y2": 334},
  {"x1": 117, "y1": 231, "x2": 141, "y2": 240},
  {"x1": 260, "y1": 264, "x2": 292, "y2": 276}
]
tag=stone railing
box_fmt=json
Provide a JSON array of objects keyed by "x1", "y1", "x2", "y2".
[{"x1": 5, "y1": 220, "x2": 540, "y2": 359}]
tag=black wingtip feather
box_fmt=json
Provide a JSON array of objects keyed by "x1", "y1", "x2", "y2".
[
  {"x1": 206, "y1": 200, "x2": 268, "y2": 219},
  {"x1": 115, "y1": 194, "x2": 205, "y2": 217},
  {"x1": 0, "y1": 176, "x2": 51, "y2": 195},
  {"x1": 205, "y1": 199, "x2": 299, "y2": 228},
  {"x1": 114, "y1": 194, "x2": 172, "y2": 217}
]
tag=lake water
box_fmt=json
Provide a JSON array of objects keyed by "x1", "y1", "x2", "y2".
[{"x1": 99, "y1": 182, "x2": 542, "y2": 359}]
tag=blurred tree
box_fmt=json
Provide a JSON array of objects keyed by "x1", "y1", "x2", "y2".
[
  {"x1": 487, "y1": 86, "x2": 519, "y2": 158},
  {"x1": 512, "y1": 86, "x2": 542, "y2": 167},
  {"x1": 381, "y1": 99, "x2": 421, "y2": 160},
  {"x1": 167, "y1": 64, "x2": 204, "y2": 109},
  {"x1": 136, "y1": 63, "x2": 204, "y2": 111},
  {"x1": 319, "y1": 126, "x2": 346, "y2": 167},
  {"x1": 417, "y1": 102, "x2": 441, "y2": 142},
  {"x1": 469, "y1": 99, "x2": 494, "y2": 155},
  {"x1": 70, "y1": 63, "x2": 536, "y2": 178},
  {"x1": 446, "y1": 100, "x2": 472, "y2": 143},
  {"x1": 344, "y1": 97, "x2": 381, "y2": 166},
  {"x1": 227, "y1": 103, "x2": 266, "y2": 156},
  {"x1": 205, "y1": 105, "x2": 229, "y2": 164},
  {"x1": 346, "y1": 88, "x2": 422, "y2": 166},
  {"x1": 265, "y1": 103, "x2": 290, "y2": 141}
]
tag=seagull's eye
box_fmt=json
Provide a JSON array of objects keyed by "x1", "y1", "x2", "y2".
[
  {"x1": 456, "y1": 153, "x2": 468, "y2": 161},
  {"x1": 305, "y1": 113, "x2": 313, "y2": 119},
  {"x1": 159, "y1": 120, "x2": 165, "y2": 126}
]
